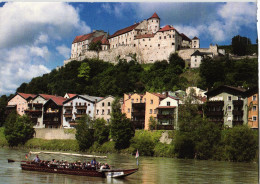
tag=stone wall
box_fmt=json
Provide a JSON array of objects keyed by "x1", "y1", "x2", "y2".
[{"x1": 34, "y1": 128, "x2": 75, "y2": 140}]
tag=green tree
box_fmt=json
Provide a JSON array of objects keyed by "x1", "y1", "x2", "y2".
[
  {"x1": 225, "y1": 125, "x2": 257, "y2": 162},
  {"x1": 232, "y1": 35, "x2": 252, "y2": 56},
  {"x1": 148, "y1": 116, "x2": 157, "y2": 130},
  {"x1": 78, "y1": 62, "x2": 90, "y2": 81},
  {"x1": 75, "y1": 115, "x2": 94, "y2": 151},
  {"x1": 110, "y1": 98, "x2": 135, "y2": 150},
  {"x1": 0, "y1": 95, "x2": 8, "y2": 126},
  {"x1": 93, "y1": 118, "x2": 109, "y2": 145},
  {"x1": 88, "y1": 41, "x2": 102, "y2": 51},
  {"x1": 4, "y1": 113, "x2": 35, "y2": 147}
]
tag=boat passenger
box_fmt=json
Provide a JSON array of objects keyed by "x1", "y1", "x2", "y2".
[
  {"x1": 33, "y1": 155, "x2": 40, "y2": 163},
  {"x1": 91, "y1": 158, "x2": 97, "y2": 166}
]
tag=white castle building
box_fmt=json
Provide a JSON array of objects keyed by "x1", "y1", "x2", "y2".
[{"x1": 65, "y1": 12, "x2": 224, "y2": 66}]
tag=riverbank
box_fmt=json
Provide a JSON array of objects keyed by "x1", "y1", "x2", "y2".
[
  {"x1": 0, "y1": 128, "x2": 174, "y2": 157},
  {"x1": 0, "y1": 127, "x2": 258, "y2": 162}
]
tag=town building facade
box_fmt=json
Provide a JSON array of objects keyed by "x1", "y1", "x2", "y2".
[
  {"x1": 246, "y1": 87, "x2": 258, "y2": 129},
  {"x1": 95, "y1": 95, "x2": 115, "y2": 124}
]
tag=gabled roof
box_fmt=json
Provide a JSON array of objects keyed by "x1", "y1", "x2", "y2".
[
  {"x1": 72, "y1": 32, "x2": 95, "y2": 44},
  {"x1": 67, "y1": 93, "x2": 77, "y2": 98},
  {"x1": 101, "y1": 37, "x2": 109, "y2": 45},
  {"x1": 135, "y1": 34, "x2": 155, "y2": 39},
  {"x1": 206, "y1": 85, "x2": 247, "y2": 98},
  {"x1": 158, "y1": 25, "x2": 178, "y2": 33},
  {"x1": 34, "y1": 94, "x2": 58, "y2": 100},
  {"x1": 63, "y1": 94, "x2": 103, "y2": 105},
  {"x1": 244, "y1": 86, "x2": 258, "y2": 97},
  {"x1": 192, "y1": 36, "x2": 199, "y2": 40},
  {"x1": 148, "y1": 12, "x2": 160, "y2": 20},
  {"x1": 152, "y1": 93, "x2": 166, "y2": 100},
  {"x1": 97, "y1": 95, "x2": 115, "y2": 103},
  {"x1": 109, "y1": 23, "x2": 140, "y2": 39},
  {"x1": 18, "y1": 93, "x2": 36, "y2": 100},
  {"x1": 191, "y1": 50, "x2": 203, "y2": 56},
  {"x1": 46, "y1": 96, "x2": 66, "y2": 106},
  {"x1": 91, "y1": 35, "x2": 104, "y2": 43},
  {"x1": 180, "y1": 33, "x2": 191, "y2": 42}
]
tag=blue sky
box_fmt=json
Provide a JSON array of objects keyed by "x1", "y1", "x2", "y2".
[{"x1": 0, "y1": 2, "x2": 257, "y2": 95}]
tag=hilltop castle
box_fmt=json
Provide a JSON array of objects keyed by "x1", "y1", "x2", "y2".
[{"x1": 65, "y1": 12, "x2": 224, "y2": 67}]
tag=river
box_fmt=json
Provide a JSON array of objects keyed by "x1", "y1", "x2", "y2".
[{"x1": 0, "y1": 148, "x2": 258, "y2": 184}]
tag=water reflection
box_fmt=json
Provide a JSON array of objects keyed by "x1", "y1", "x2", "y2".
[{"x1": 0, "y1": 148, "x2": 257, "y2": 184}]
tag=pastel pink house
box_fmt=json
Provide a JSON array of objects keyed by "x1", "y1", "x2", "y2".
[{"x1": 7, "y1": 93, "x2": 36, "y2": 116}]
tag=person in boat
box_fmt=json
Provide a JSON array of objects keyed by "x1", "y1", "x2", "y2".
[
  {"x1": 91, "y1": 158, "x2": 97, "y2": 166},
  {"x1": 33, "y1": 155, "x2": 40, "y2": 163}
]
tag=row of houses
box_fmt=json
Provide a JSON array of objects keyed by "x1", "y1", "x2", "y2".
[
  {"x1": 5, "y1": 85, "x2": 258, "y2": 130},
  {"x1": 6, "y1": 93, "x2": 115, "y2": 128}
]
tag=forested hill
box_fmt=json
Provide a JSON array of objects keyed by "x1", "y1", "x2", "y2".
[{"x1": 16, "y1": 54, "x2": 258, "y2": 98}]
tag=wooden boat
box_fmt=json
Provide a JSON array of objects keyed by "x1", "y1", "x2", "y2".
[{"x1": 21, "y1": 162, "x2": 138, "y2": 178}]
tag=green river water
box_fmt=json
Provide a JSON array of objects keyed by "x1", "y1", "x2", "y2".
[{"x1": 0, "y1": 148, "x2": 258, "y2": 184}]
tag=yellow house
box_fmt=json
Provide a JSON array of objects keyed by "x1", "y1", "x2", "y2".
[
  {"x1": 246, "y1": 87, "x2": 258, "y2": 129},
  {"x1": 144, "y1": 92, "x2": 166, "y2": 129}
]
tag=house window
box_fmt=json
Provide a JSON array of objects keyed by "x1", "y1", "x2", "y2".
[
  {"x1": 195, "y1": 59, "x2": 197, "y2": 62},
  {"x1": 164, "y1": 36, "x2": 166, "y2": 39},
  {"x1": 143, "y1": 39, "x2": 145, "y2": 41},
  {"x1": 159, "y1": 36, "x2": 161, "y2": 40},
  {"x1": 167, "y1": 102, "x2": 170, "y2": 106},
  {"x1": 150, "y1": 100, "x2": 153, "y2": 104},
  {"x1": 102, "y1": 102, "x2": 104, "y2": 107},
  {"x1": 108, "y1": 102, "x2": 111, "y2": 106},
  {"x1": 79, "y1": 102, "x2": 81, "y2": 106},
  {"x1": 252, "y1": 116, "x2": 257, "y2": 121},
  {"x1": 228, "y1": 96, "x2": 232, "y2": 101},
  {"x1": 128, "y1": 108, "x2": 130, "y2": 113},
  {"x1": 237, "y1": 96, "x2": 242, "y2": 100},
  {"x1": 253, "y1": 105, "x2": 257, "y2": 111},
  {"x1": 136, "y1": 99, "x2": 138, "y2": 102},
  {"x1": 76, "y1": 102, "x2": 78, "y2": 106},
  {"x1": 158, "y1": 44, "x2": 160, "y2": 47},
  {"x1": 144, "y1": 98, "x2": 146, "y2": 102},
  {"x1": 102, "y1": 110, "x2": 104, "y2": 115},
  {"x1": 172, "y1": 43, "x2": 175, "y2": 45},
  {"x1": 108, "y1": 109, "x2": 110, "y2": 115},
  {"x1": 227, "y1": 105, "x2": 232, "y2": 111},
  {"x1": 253, "y1": 95, "x2": 257, "y2": 101},
  {"x1": 88, "y1": 111, "x2": 91, "y2": 114},
  {"x1": 131, "y1": 99, "x2": 134, "y2": 103},
  {"x1": 70, "y1": 102, "x2": 73, "y2": 106},
  {"x1": 154, "y1": 109, "x2": 157, "y2": 114},
  {"x1": 150, "y1": 109, "x2": 152, "y2": 114},
  {"x1": 169, "y1": 35, "x2": 171, "y2": 38},
  {"x1": 96, "y1": 110, "x2": 99, "y2": 115},
  {"x1": 88, "y1": 104, "x2": 90, "y2": 106}
]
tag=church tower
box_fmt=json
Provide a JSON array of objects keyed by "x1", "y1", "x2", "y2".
[
  {"x1": 147, "y1": 12, "x2": 160, "y2": 34},
  {"x1": 192, "y1": 36, "x2": 200, "y2": 48}
]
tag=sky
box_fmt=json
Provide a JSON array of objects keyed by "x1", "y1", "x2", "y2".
[{"x1": 0, "y1": 2, "x2": 257, "y2": 96}]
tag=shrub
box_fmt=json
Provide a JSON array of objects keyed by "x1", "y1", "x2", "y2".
[
  {"x1": 173, "y1": 132, "x2": 195, "y2": 159},
  {"x1": 224, "y1": 125, "x2": 258, "y2": 162},
  {"x1": 93, "y1": 118, "x2": 109, "y2": 145},
  {"x1": 75, "y1": 115, "x2": 94, "y2": 151},
  {"x1": 4, "y1": 113, "x2": 35, "y2": 147},
  {"x1": 131, "y1": 133, "x2": 155, "y2": 156}
]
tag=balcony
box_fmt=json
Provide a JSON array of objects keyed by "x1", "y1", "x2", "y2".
[
  {"x1": 131, "y1": 120, "x2": 144, "y2": 129},
  {"x1": 25, "y1": 110, "x2": 42, "y2": 116},
  {"x1": 233, "y1": 100, "x2": 243, "y2": 106},
  {"x1": 132, "y1": 103, "x2": 145, "y2": 109},
  {"x1": 28, "y1": 103, "x2": 43, "y2": 108},
  {"x1": 157, "y1": 124, "x2": 173, "y2": 130},
  {"x1": 43, "y1": 120, "x2": 60, "y2": 126},
  {"x1": 206, "y1": 101, "x2": 224, "y2": 106},
  {"x1": 232, "y1": 110, "x2": 243, "y2": 116},
  {"x1": 132, "y1": 111, "x2": 145, "y2": 117},
  {"x1": 233, "y1": 120, "x2": 243, "y2": 126},
  {"x1": 205, "y1": 111, "x2": 223, "y2": 116},
  {"x1": 64, "y1": 113, "x2": 73, "y2": 118},
  {"x1": 75, "y1": 105, "x2": 87, "y2": 110},
  {"x1": 69, "y1": 121, "x2": 78, "y2": 127},
  {"x1": 157, "y1": 114, "x2": 174, "y2": 119},
  {"x1": 74, "y1": 113, "x2": 85, "y2": 118},
  {"x1": 64, "y1": 106, "x2": 73, "y2": 110}
]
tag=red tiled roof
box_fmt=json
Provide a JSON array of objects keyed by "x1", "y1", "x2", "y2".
[
  {"x1": 135, "y1": 34, "x2": 155, "y2": 39},
  {"x1": 152, "y1": 93, "x2": 166, "y2": 99},
  {"x1": 180, "y1": 33, "x2": 191, "y2": 42},
  {"x1": 51, "y1": 96, "x2": 66, "y2": 106},
  {"x1": 158, "y1": 25, "x2": 177, "y2": 32},
  {"x1": 18, "y1": 93, "x2": 36, "y2": 100},
  {"x1": 91, "y1": 35, "x2": 104, "y2": 43},
  {"x1": 148, "y1": 12, "x2": 160, "y2": 20},
  {"x1": 72, "y1": 32, "x2": 95, "y2": 44},
  {"x1": 192, "y1": 36, "x2": 199, "y2": 40},
  {"x1": 109, "y1": 23, "x2": 140, "y2": 39},
  {"x1": 101, "y1": 37, "x2": 109, "y2": 45},
  {"x1": 39, "y1": 94, "x2": 58, "y2": 100},
  {"x1": 67, "y1": 93, "x2": 77, "y2": 98}
]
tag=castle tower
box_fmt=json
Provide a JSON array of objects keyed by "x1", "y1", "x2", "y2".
[
  {"x1": 147, "y1": 12, "x2": 160, "y2": 34},
  {"x1": 192, "y1": 36, "x2": 200, "y2": 48}
]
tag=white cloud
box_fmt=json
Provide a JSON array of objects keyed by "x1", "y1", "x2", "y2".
[
  {"x1": 0, "y1": 2, "x2": 91, "y2": 48},
  {"x1": 56, "y1": 45, "x2": 71, "y2": 58},
  {"x1": 0, "y1": 2, "x2": 91, "y2": 95},
  {"x1": 0, "y1": 46, "x2": 50, "y2": 95}
]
